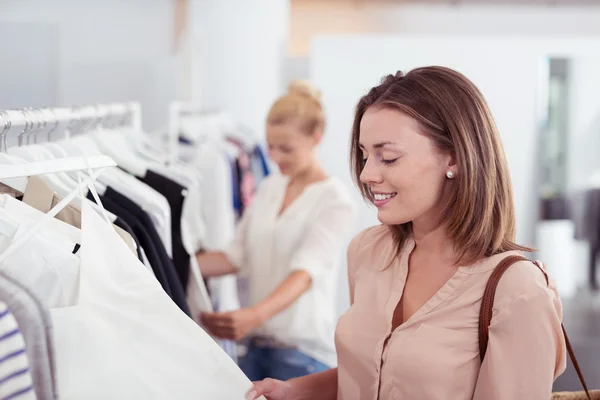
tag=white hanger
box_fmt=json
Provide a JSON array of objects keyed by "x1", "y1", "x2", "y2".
[
  {"x1": 0, "y1": 155, "x2": 117, "y2": 180},
  {"x1": 93, "y1": 129, "x2": 149, "y2": 177}
]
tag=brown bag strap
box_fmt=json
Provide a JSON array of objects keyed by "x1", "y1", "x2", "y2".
[{"x1": 478, "y1": 255, "x2": 591, "y2": 399}]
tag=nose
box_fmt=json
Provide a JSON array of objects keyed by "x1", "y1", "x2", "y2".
[{"x1": 360, "y1": 158, "x2": 383, "y2": 186}]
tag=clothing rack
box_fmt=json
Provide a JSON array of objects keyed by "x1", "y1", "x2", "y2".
[
  {"x1": 168, "y1": 101, "x2": 223, "y2": 165},
  {"x1": 0, "y1": 102, "x2": 142, "y2": 151}
]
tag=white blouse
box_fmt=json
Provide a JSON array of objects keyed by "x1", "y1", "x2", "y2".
[{"x1": 224, "y1": 173, "x2": 357, "y2": 366}]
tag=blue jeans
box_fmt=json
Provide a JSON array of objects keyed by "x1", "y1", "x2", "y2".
[{"x1": 238, "y1": 343, "x2": 329, "y2": 381}]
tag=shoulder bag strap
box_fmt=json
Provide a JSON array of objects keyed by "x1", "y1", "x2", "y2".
[{"x1": 478, "y1": 255, "x2": 591, "y2": 399}]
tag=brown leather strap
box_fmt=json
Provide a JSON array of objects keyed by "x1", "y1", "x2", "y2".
[{"x1": 478, "y1": 255, "x2": 591, "y2": 399}]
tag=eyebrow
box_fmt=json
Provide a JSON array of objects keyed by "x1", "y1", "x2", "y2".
[{"x1": 359, "y1": 141, "x2": 397, "y2": 150}]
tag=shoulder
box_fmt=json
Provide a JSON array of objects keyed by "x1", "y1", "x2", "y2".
[
  {"x1": 475, "y1": 252, "x2": 561, "y2": 316},
  {"x1": 319, "y1": 177, "x2": 356, "y2": 205},
  {"x1": 347, "y1": 225, "x2": 397, "y2": 271},
  {"x1": 254, "y1": 173, "x2": 285, "y2": 196},
  {"x1": 311, "y1": 178, "x2": 358, "y2": 217}
]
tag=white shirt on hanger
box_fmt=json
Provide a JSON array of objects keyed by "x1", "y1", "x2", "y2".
[
  {"x1": 224, "y1": 173, "x2": 357, "y2": 367},
  {"x1": 179, "y1": 142, "x2": 239, "y2": 317}
]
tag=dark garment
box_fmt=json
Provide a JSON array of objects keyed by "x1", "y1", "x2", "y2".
[
  {"x1": 139, "y1": 171, "x2": 191, "y2": 291},
  {"x1": 233, "y1": 159, "x2": 243, "y2": 216},
  {"x1": 114, "y1": 217, "x2": 143, "y2": 262}
]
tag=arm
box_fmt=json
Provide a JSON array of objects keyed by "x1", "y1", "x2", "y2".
[
  {"x1": 202, "y1": 199, "x2": 357, "y2": 340},
  {"x1": 472, "y1": 289, "x2": 567, "y2": 399},
  {"x1": 201, "y1": 270, "x2": 312, "y2": 340},
  {"x1": 253, "y1": 270, "x2": 312, "y2": 323},
  {"x1": 195, "y1": 251, "x2": 237, "y2": 278},
  {"x1": 288, "y1": 368, "x2": 338, "y2": 400}
]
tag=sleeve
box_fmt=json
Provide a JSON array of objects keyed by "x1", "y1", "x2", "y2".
[
  {"x1": 472, "y1": 287, "x2": 567, "y2": 399},
  {"x1": 221, "y1": 207, "x2": 251, "y2": 272},
  {"x1": 288, "y1": 197, "x2": 357, "y2": 282},
  {"x1": 0, "y1": 302, "x2": 35, "y2": 399}
]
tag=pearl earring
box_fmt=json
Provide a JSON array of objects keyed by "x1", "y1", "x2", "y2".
[{"x1": 446, "y1": 170, "x2": 455, "y2": 179}]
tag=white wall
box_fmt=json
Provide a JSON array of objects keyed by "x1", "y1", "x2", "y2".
[
  {"x1": 0, "y1": 0, "x2": 177, "y2": 131},
  {"x1": 188, "y1": 0, "x2": 290, "y2": 138},
  {"x1": 290, "y1": 1, "x2": 600, "y2": 56},
  {"x1": 311, "y1": 35, "x2": 600, "y2": 311}
]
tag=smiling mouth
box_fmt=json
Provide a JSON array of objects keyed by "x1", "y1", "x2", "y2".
[{"x1": 372, "y1": 193, "x2": 397, "y2": 201}]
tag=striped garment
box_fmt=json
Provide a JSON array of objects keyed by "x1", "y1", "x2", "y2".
[{"x1": 0, "y1": 302, "x2": 35, "y2": 400}]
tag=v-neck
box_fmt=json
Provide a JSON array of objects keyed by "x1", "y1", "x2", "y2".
[
  {"x1": 386, "y1": 238, "x2": 469, "y2": 332},
  {"x1": 274, "y1": 175, "x2": 332, "y2": 219}
]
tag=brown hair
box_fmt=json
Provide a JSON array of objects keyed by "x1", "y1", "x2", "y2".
[
  {"x1": 350, "y1": 66, "x2": 533, "y2": 263},
  {"x1": 267, "y1": 80, "x2": 325, "y2": 136}
]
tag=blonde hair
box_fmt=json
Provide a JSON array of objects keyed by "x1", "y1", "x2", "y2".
[{"x1": 267, "y1": 79, "x2": 325, "y2": 135}]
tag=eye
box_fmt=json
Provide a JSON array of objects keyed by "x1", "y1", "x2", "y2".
[{"x1": 381, "y1": 158, "x2": 398, "y2": 165}]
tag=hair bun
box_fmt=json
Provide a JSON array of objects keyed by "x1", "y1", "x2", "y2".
[{"x1": 287, "y1": 79, "x2": 322, "y2": 104}]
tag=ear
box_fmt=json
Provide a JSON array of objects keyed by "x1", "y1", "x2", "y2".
[
  {"x1": 312, "y1": 130, "x2": 324, "y2": 146},
  {"x1": 442, "y1": 151, "x2": 458, "y2": 174},
  {"x1": 447, "y1": 151, "x2": 457, "y2": 168}
]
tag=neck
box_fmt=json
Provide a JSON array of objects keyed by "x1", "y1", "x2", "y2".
[
  {"x1": 411, "y1": 220, "x2": 457, "y2": 265},
  {"x1": 290, "y1": 161, "x2": 326, "y2": 185}
]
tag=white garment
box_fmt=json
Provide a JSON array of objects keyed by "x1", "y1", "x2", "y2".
[
  {"x1": 104, "y1": 169, "x2": 173, "y2": 257},
  {"x1": 180, "y1": 143, "x2": 239, "y2": 320},
  {"x1": 0, "y1": 301, "x2": 37, "y2": 400},
  {"x1": 0, "y1": 195, "x2": 80, "y2": 308},
  {"x1": 224, "y1": 174, "x2": 357, "y2": 366}
]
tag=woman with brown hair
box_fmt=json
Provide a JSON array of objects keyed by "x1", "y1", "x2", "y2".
[{"x1": 247, "y1": 66, "x2": 567, "y2": 399}]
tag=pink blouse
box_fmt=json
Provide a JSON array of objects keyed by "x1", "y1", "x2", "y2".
[{"x1": 335, "y1": 225, "x2": 567, "y2": 400}]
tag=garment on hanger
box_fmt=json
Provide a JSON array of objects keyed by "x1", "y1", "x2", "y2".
[
  {"x1": 250, "y1": 145, "x2": 270, "y2": 190},
  {"x1": 105, "y1": 170, "x2": 173, "y2": 257},
  {"x1": 88, "y1": 193, "x2": 173, "y2": 301},
  {"x1": 139, "y1": 171, "x2": 190, "y2": 290},
  {"x1": 46, "y1": 202, "x2": 261, "y2": 399},
  {"x1": 0, "y1": 273, "x2": 55, "y2": 400},
  {"x1": 0, "y1": 300, "x2": 37, "y2": 400},
  {"x1": 112, "y1": 217, "x2": 143, "y2": 262},
  {"x1": 95, "y1": 187, "x2": 190, "y2": 316},
  {"x1": 22, "y1": 177, "x2": 137, "y2": 255}
]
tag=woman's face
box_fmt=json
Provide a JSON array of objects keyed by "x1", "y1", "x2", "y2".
[
  {"x1": 359, "y1": 107, "x2": 455, "y2": 229},
  {"x1": 266, "y1": 123, "x2": 320, "y2": 177}
]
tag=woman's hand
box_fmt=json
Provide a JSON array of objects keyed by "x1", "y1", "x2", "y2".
[
  {"x1": 201, "y1": 308, "x2": 263, "y2": 341},
  {"x1": 246, "y1": 378, "x2": 292, "y2": 400}
]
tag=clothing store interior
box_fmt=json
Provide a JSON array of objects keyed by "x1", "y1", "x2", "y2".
[{"x1": 1, "y1": 0, "x2": 600, "y2": 399}]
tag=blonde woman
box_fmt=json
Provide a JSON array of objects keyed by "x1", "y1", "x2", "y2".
[{"x1": 197, "y1": 81, "x2": 357, "y2": 381}]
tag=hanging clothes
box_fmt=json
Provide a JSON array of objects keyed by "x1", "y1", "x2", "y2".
[
  {"x1": 45, "y1": 202, "x2": 259, "y2": 399},
  {"x1": 0, "y1": 301, "x2": 37, "y2": 400},
  {"x1": 87, "y1": 189, "x2": 190, "y2": 317},
  {"x1": 21, "y1": 176, "x2": 138, "y2": 256},
  {"x1": 139, "y1": 170, "x2": 190, "y2": 290},
  {"x1": 250, "y1": 145, "x2": 270, "y2": 191}
]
